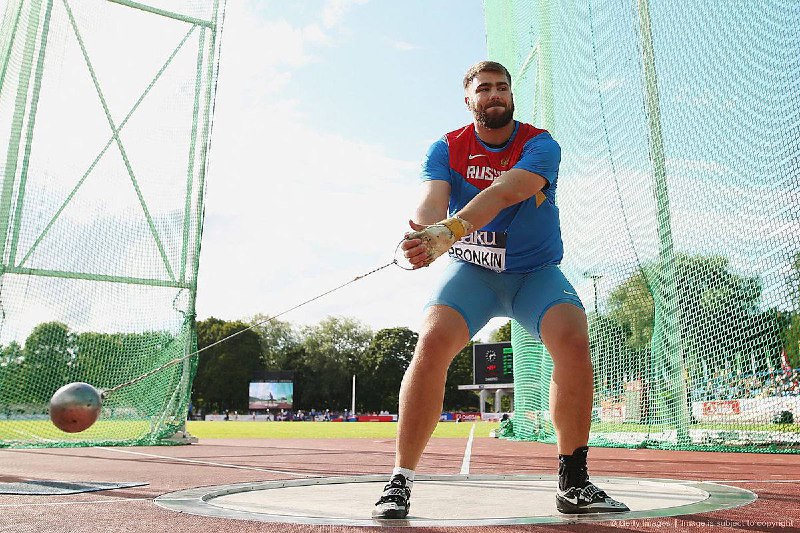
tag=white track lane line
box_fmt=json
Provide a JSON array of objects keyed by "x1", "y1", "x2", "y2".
[
  {"x1": 460, "y1": 423, "x2": 475, "y2": 475},
  {"x1": 97, "y1": 447, "x2": 321, "y2": 478},
  {"x1": 700, "y1": 479, "x2": 800, "y2": 484},
  {"x1": 0, "y1": 499, "x2": 149, "y2": 508},
  {"x1": 11, "y1": 428, "x2": 58, "y2": 443}
]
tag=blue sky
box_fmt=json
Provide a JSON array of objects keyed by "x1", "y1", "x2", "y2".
[
  {"x1": 260, "y1": 1, "x2": 487, "y2": 159},
  {"x1": 195, "y1": 0, "x2": 510, "y2": 338},
  {"x1": 2, "y1": 0, "x2": 796, "y2": 346},
  {"x1": 195, "y1": 0, "x2": 799, "y2": 340}
]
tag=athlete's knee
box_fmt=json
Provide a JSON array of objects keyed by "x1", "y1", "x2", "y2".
[
  {"x1": 414, "y1": 306, "x2": 469, "y2": 364},
  {"x1": 541, "y1": 305, "x2": 590, "y2": 363},
  {"x1": 548, "y1": 328, "x2": 590, "y2": 362},
  {"x1": 414, "y1": 327, "x2": 463, "y2": 363},
  {"x1": 421, "y1": 306, "x2": 469, "y2": 342}
]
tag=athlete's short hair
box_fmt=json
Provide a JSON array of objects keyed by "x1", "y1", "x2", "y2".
[{"x1": 463, "y1": 61, "x2": 512, "y2": 89}]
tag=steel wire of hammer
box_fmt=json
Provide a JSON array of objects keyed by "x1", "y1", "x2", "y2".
[{"x1": 101, "y1": 257, "x2": 405, "y2": 399}]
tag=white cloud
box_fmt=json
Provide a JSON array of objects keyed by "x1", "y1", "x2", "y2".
[
  {"x1": 199, "y1": 101, "x2": 429, "y2": 328},
  {"x1": 597, "y1": 78, "x2": 625, "y2": 92},
  {"x1": 203, "y1": 1, "x2": 795, "y2": 339},
  {"x1": 666, "y1": 157, "x2": 728, "y2": 175},
  {"x1": 216, "y1": 13, "x2": 314, "y2": 100},
  {"x1": 557, "y1": 155, "x2": 799, "y2": 312},
  {"x1": 389, "y1": 39, "x2": 417, "y2": 51},
  {"x1": 302, "y1": 23, "x2": 330, "y2": 46},
  {"x1": 322, "y1": 0, "x2": 370, "y2": 29},
  {"x1": 196, "y1": 1, "x2": 458, "y2": 335}
]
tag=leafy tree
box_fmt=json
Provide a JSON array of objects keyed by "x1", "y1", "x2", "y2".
[
  {"x1": 607, "y1": 253, "x2": 781, "y2": 382},
  {"x1": 588, "y1": 313, "x2": 640, "y2": 395},
  {"x1": 608, "y1": 269, "x2": 653, "y2": 351},
  {"x1": 792, "y1": 251, "x2": 800, "y2": 305},
  {"x1": 491, "y1": 321, "x2": 512, "y2": 342},
  {"x1": 75, "y1": 332, "x2": 123, "y2": 384},
  {"x1": 360, "y1": 327, "x2": 417, "y2": 412},
  {"x1": 249, "y1": 315, "x2": 299, "y2": 371},
  {"x1": 782, "y1": 251, "x2": 800, "y2": 368},
  {"x1": 273, "y1": 344, "x2": 312, "y2": 408},
  {"x1": 444, "y1": 341, "x2": 477, "y2": 411},
  {"x1": 193, "y1": 317, "x2": 262, "y2": 413},
  {"x1": 0, "y1": 341, "x2": 23, "y2": 404},
  {"x1": 17, "y1": 322, "x2": 77, "y2": 402},
  {"x1": 783, "y1": 314, "x2": 800, "y2": 369},
  {"x1": 686, "y1": 256, "x2": 762, "y2": 358},
  {"x1": 72, "y1": 329, "x2": 179, "y2": 416},
  {"x1": 742, "y1": 309, "x2": 792, "y2": 371},
  {"x1": 75, "y1": 330, "x2": 177, "y2": 389},
  {"x1": 295, "y1": 316, "x2": 373, "y2": 411},
  {"x1": 0, "y1": 341, "x2": 22, "y2": 366}
]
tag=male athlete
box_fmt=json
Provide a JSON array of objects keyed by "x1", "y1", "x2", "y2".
[{"x1": 372, "y1": 61, "x2": 628, "y2": 519}]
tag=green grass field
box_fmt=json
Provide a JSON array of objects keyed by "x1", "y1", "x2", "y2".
[
  {"x1": 591, "y1": 422, "x2": 800, "y2": 433},
  {"x1": 185, "y1": 420, "x2": 499, "y2": 439},
  {"x1": 0, "y1": 420, "x2": 495, "y2": 442},
  {"x1": 3, "y1": 419, "x2": 796, "y2": 444}
]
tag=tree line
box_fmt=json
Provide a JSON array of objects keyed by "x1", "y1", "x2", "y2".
[
  {"x1": 0, "y1": 322, "x2": 177, "y2": 405},
  {"x1": 1, "y1": 252, "x2": 797, "y2": 414},
  {"x1": 589, "y1": 252, "x2": 800, "y2": 396},
  {"x1": 0, "y1": 316, "x2": 490, "y2": 414},
  {"x1": 193, "y1": 316, "x2": 483, "y2": 414}
]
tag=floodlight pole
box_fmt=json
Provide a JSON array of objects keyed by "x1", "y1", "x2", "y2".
[
  {"x1": 583, "y1": 272, "x2": 603, "y2": 315},
  {"x1": 351, "y1": 374, "x2": 356, "y2": 418}
]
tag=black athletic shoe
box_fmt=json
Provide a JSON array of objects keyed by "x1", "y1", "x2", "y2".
[
  {"x1": 556, "y1": 481, "x2": 630, "y2": 514},
  {"x1": 372, "y1": 474, "x2": 411, "y2": 519},
  {"x1": 556, "y1": 446, "x2": 629, "y2": 514}
]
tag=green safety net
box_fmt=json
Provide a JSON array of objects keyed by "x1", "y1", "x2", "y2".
[
  {"x1": 0, "y1": 0, "x2": 225, "y2": 447},
  {"x1": 486, "y1": 0, "x2": 800, "y2": 452}
]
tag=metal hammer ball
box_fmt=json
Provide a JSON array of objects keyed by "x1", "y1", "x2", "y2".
[{"x1": 49, "y1": 382, "x2": 102, "y2": 433}]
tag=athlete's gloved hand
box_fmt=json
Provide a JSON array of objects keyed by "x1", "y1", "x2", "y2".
[{"x1": 403, "y1": 216, "x2": 474, "y2": 269}]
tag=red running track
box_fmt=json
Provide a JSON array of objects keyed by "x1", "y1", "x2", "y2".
[{"x1": 0, "y1": 437, "x2": 797, "y2": 532}]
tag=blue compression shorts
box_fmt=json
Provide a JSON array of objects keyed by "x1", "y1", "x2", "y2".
[{"x1": 425, "y1": 261, "x2": 584, "y2": 340}]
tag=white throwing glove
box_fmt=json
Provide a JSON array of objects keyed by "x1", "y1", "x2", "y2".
[{"x1": 406, "y1": 216, "x2": 474, "y2": 266}]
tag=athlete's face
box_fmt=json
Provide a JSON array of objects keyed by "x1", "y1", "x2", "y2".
[{"x1": 465, "y1": 70, "x2": 514, "y2": 129}]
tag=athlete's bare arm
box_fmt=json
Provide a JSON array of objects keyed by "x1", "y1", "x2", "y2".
[
  {"x1": 402, "y1": 170, "x2": 547, "y2": 268},
  {"x1": 413, "y1": 180, "x2": 450, "y2": 225},
  {"x1": 456, "y1": 167, "x2": 547, "y2": 230}
]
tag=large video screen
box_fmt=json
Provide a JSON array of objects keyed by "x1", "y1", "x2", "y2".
[
  {"x1": 249, "y1": 381, "x2": 293, "y2": 409},
  {"x1": 473, "y1": 342, "x2": 514, "y2": 385}
]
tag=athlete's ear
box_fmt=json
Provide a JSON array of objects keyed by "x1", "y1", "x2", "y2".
[{"x1": 464, "y1": 95, "x2": 470, "y2": 109}]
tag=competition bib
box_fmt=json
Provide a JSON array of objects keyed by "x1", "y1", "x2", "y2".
[{"x1": 448, "y1": 230, "x2": 507, "y2": 272}]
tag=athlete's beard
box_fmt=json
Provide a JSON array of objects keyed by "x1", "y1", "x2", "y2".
[{"x1": 473, "y1": 100, "x2": 515, "y2": 129}]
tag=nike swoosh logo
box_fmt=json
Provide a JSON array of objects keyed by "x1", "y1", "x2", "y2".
[
  {"x1": 557, "y1": 491, "x2": 579, "y2": 504},
  {"x1": 468, "y1": 154, "x2": 488, "y2": 159},
  {"x1": 563, "y1": 290, "x2": 578, "y2": 296}
]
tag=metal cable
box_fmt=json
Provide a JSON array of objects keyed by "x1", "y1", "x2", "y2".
[{"x1": 101, "y1": 258, "x2": 400, "y2": 399}]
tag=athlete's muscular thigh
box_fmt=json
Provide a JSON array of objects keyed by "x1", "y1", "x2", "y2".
[
  {"x1": 425, "y1": 261, "x2": 507, "y2": 337},
  {"x1": 413, "y1": 305, "x2": 470, "y2": 369},
  {"x1": 511, "y1": 265, "x2": 585, "y2": 341}
]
